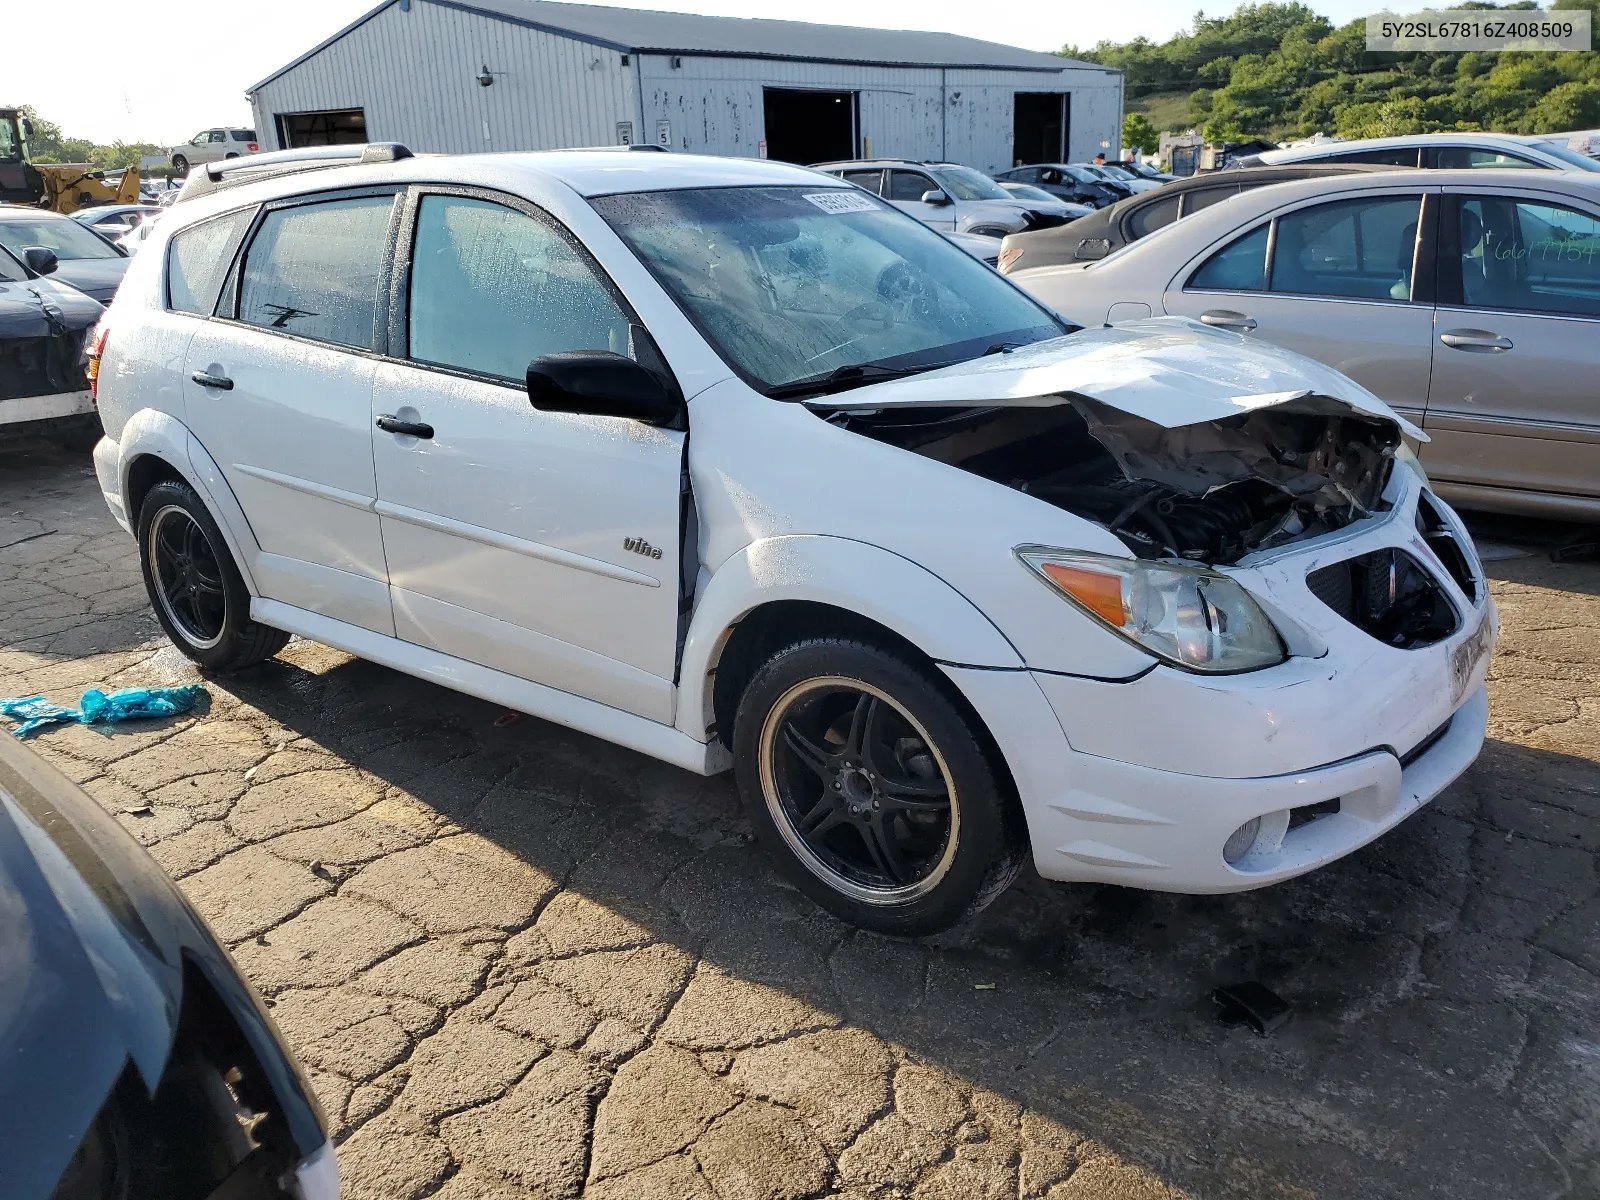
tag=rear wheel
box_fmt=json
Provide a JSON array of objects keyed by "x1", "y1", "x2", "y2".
[
  {"x1": 137, "y1": 479, "x2": 287, "y2": 671},
  {"x1": 733, "y1": 637, "x2": 1026, "y2": 935},
  {"x1": 171, "y1": 155, "x2": 188, "y2": 176}
]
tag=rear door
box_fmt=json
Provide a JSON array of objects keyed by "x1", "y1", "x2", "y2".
[
  {"x1": 369, "y1": 187, "x2": 686, "y2": 722},
  {"x1": 885, "y1": 169, "x2": 954, "y2": 230},
  {"x1": 181, "y1": 188, "x2": 399, "y2": 634},
  {"x1": 1422, "y1": 187, "x2": 1600, "y2": 503},
  {"x1": 1163, "y1": 189, "x2": 1437, "y2": 427}
]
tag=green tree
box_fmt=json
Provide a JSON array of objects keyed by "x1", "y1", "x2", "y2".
[{"x1": 1123, "y1": 112, "x2": 1161, "y2": 154}]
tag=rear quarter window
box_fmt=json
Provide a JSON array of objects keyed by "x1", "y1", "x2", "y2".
[{"x1": 166, "y1": 209, "x2": 254, "y2": 315}]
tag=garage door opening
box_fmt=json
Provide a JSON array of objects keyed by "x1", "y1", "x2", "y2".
[
  {"x1": 275, "y1": 109, "x2": 368, "y2": 149},
  {"x1": 1013, "y1": 93, "x2": 1068, "y2": 165},
  {"x1": 763, "y1": 89, "x2": 856, "y2": 165}
]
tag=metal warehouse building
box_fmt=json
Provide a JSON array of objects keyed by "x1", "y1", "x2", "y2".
[{"x1": 247, "y1": 0, "x2": 1123, "y2": 174}]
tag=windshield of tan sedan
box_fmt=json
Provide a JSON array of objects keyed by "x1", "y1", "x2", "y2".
[{"x1": 593, "y1": 186, "x2": 1063, "y2": 393}]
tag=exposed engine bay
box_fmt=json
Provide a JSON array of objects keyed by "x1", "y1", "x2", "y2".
[{"x1": 824, "y1": 396, "x2": 1401, "y2": 565}]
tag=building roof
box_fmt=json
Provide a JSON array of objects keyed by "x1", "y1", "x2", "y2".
[{"x1": 250, "y1": 0, "x2": 1104, "y2": 94}]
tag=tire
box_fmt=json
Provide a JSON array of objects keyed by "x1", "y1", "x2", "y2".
[
  {"x1": 732, "y1": 637, "x2": 1027, "y2": 936},
  {"x1": 137, "y1": 479, "x2": 288, "y2": 671},
  {"x1": 171, "y1": 155, "x2": 188, "y2": 176}
]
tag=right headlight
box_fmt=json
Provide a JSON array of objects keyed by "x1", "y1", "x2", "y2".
[{"x1": 1016, "y1": 546, "x2": 1287, "y2": 673}]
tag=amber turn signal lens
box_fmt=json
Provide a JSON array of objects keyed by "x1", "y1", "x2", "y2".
[{"x1": 1040, "y1": 562, "x2": 1125, "y2": 626}]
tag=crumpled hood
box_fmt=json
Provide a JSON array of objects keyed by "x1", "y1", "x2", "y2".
[{"x1": 811, "y1": 317, "x2": 1426, "y2": 441}]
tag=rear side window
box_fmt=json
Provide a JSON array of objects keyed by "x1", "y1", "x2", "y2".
[
  {"x1": 232, "y1": 131, "x2": 256, "y2": 142},
  {"x1": 407, "y1": 195, "x2": 634, "y2": 381},
  {"x1": 1188, "y1": 224, "x2": 1269, "y2": 291},
  {"x1": 1269, "y1": 196, "x2": 1422, "y2": 300},
  {"x1": 841, "y1": 170, "x2": 883, "y2": 194},
  {"x1": 1322, "y1": 147, "x2": 1421, "y2": 167},
  {"x1": 238, "y1": 195, "x2": 394, "y2": 349},
  {"x1": 167, "y1": 209, "x2": 253, "y2": 315},
  {"x1": 1180, "y1": 183, "x2": 1242, "y2": 216},
  {"x1": 1128, "y1": 194, "x2": 1181, "y2": 237}
]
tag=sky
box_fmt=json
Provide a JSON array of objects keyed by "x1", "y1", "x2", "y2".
[{"x1": 11, "y1": 0, "x2": 1440, "y2": 146}]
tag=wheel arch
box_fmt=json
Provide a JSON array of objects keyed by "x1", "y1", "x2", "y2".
[
  {"x1": 677, "y1": 535, "x2": 1023, "y2": 750},
  {"x1": 115, "y1": 409, "x2": 262, "y2": 595}
]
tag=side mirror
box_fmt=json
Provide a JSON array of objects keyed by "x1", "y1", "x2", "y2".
[
  {"x1": 920, "y1": 189, "x2": 952, "y2": 206},
  {"x1": 21, "y1": 246, "x2": 57, "y2": 276},
  {"x1": 527, "y1": 350, "x2": 681, "y2": 426}
]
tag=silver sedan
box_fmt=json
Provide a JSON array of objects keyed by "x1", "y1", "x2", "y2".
[{"x1": 1011, "y1": 168, "x2": 1600, "y2": 522}]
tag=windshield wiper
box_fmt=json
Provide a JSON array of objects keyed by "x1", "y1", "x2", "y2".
[{"x1": 766, "y1": 361, "x2": 931, "y2": 400}]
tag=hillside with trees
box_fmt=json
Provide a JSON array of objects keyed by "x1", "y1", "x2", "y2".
[
  {"x1": 12, "y1": 105, "x2": 160, "y2": 170},
  {"x1": 1066, "y1": 0, "x2": 1600, "y2": 142}
]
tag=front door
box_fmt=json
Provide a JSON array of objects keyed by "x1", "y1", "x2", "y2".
[
  {"x1": 1422, "y1": 190, "x2": 1600, "y2": 502},
  {"x1": 371, "y1": 189, "x2": 685, "y2": 723},
  {"x1": 885, "y1": 169, "x2": 955, "y2": 231},
  {"x1": 1164, "y1": 191, "x2": 1436, "y2": 426},
  {"x1": 181, "y1": 190, "x2": 399, "y2": 634}
]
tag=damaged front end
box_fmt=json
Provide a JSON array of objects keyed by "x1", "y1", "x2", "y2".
[
  {"x1": 826, "y1": 397, "x2": 1399, "y2": 566},
  {"x1": 811, "y1": 320, "x2": 1413, "y2": 567}
]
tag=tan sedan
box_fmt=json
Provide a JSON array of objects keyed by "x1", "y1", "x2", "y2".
[{"x1": 1011, "y1": 169, "x2": 1600, "y2": 521}]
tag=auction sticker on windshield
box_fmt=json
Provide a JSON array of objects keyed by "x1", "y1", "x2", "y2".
[{"x1": 804, "y1": 192, "x2": 881, "y2": 215}]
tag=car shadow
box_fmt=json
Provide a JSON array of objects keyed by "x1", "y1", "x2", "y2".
[
  {"x1": 1459, "y1": 507, "x2": 1600, "y2": 598},
  {"x1": 217, "y1": 646, "x2": 1596, "y2": 1200}
]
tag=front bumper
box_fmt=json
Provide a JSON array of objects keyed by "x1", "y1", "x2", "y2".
[
  {"x1": 944, "y1": 480, "x2": 1494, "y2": 893},
  {"x1": 946, "y1": 663, "x2": 1487, "y2": 892}
]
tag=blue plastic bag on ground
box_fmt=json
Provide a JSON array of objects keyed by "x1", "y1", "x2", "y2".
[{"x1": 0, "y1": 685, "x2": 208, "y2": 737}]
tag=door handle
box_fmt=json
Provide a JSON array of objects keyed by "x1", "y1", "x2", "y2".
[
  {"x1": 1439, "y1": 329, "x2": 1512, "y2": 353},
  {"x1": 1199, "y1": 309, "x2": 1257, "y2": 331},
  {"x1": 376, "y1": 414, "x2": 434, "y2": 439},
  {"x1": 190, "y1": 370, "x2": 233, "y2": 390}
]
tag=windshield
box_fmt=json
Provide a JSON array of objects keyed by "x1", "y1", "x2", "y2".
[
  {"x1": 928, "y1": 166, "x2": 1012, "y2": 201},
  {"x1": 1065, "y1": 166, "x2": 1102, "y2": 183},
  {"x1": 0, "y1": 246, "x2": 27, "y2": 282},
  {"x1": 0, "y1": 216, "x2": 122, "y2": 260},
  {"x1": 1096, "y1": 165, "x2": 1137, "y2": 181},
  {"x1": 1530, "y1": 140, "x2": 1600, "y2": 172},
  {"x1": 593, "y1": 186, "x2": 1063, "y2": 394}
]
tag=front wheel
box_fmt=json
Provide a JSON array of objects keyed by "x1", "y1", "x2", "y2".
[
  {"x1": 137, "y1": 479, "x2": 288, "y2": 671},
  {"x1": 733, "y1": 638, "x2": 1027, "y2": 936}
]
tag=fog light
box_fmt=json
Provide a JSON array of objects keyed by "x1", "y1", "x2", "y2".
[{"x1": 1223, "y1": 817, "x2": 1261, "y2": 865}]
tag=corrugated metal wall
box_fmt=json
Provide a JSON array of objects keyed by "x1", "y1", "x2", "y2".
[
  {"x1": 249, "y1": 0, "x2": 1122, "y2": 171},
  {"x1": 250, "y1": 0, "x2": 634, "y2": 153}
]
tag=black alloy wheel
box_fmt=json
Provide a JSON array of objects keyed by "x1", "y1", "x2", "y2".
[
  {"x1": 148, "y1": 505, "x2": 227, "y2": 650},
  {"x1": 733, "y1": 637, "x2": 1027, "y2": 935},
  {"x1": 761, "y1": 677, "x2": 958, "y2": 904},
  {"x1": 136, "y1": 478, "x2": 289, "y2": 671}
]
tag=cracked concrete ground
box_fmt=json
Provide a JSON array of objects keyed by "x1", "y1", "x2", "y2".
[{"x1": 2, "y1": 445, "x2": 1597, "y2": 1200}]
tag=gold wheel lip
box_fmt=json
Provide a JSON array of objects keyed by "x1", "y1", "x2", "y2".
[{"x1": 757, "y1": 674, "x2": 960, "y2": 907}]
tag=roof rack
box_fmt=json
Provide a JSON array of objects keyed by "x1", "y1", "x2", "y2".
[{"x1": 174, "y1": 142, "x2": 413, "y2": 204}]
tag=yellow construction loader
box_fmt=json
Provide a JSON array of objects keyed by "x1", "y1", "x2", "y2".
[{"x1": 1, "y1": 107, "x2": 143, "y2": 213}]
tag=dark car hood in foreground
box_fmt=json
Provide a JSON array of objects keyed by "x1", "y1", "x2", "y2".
[
  {"x1": 42, "y1": 256, "x2": 129, "y2": 305},
  {"x1": 0, "y1": 277, "x2": 103, "y2": 339},
  {"x1": 0, "y1": 734, "x2": 325, "y2": 1199}
]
